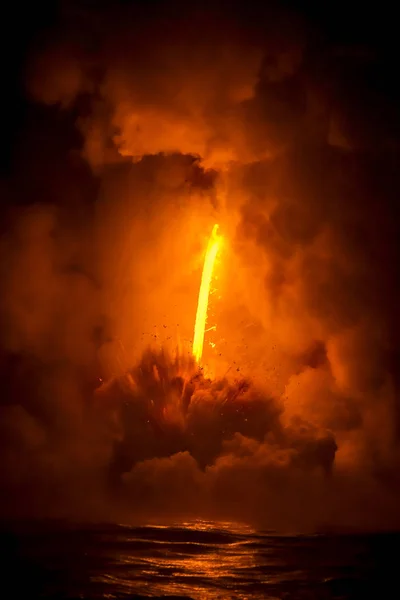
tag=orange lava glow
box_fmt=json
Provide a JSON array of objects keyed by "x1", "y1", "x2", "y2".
[{"x1": 192, "y1": 224, "x2": 221, "y2": 363}]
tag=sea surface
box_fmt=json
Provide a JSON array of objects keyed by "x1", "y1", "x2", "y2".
[{"x1": 1, "y1": 519, "x2": 397, "y2": 599}]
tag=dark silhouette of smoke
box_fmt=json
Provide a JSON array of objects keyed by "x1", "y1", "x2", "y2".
[{"x1": 101, "y1": 349, "x2": 336, "y2": 480}]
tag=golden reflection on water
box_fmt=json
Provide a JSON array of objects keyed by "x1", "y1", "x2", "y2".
[
  {"x1": 94, "y1": 520, "x2": 270, "y2": 599},
  {"x1": 180, "y1": 519, "x2": 256, "y2": 535}
]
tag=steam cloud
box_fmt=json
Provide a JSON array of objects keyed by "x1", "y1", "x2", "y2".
[{"x1": 1, "y1": 1, "x2": 400, "y2": 531}]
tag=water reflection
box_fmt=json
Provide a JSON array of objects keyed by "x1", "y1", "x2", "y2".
[
  {"x1": 93, "y1": 520, "x2": 262, "y2": 598},
  {"x1": 4, "y1": 519, "x2": 394, "y2": 599}
]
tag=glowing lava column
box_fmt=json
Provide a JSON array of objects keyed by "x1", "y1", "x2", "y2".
[{"x1": 193, "y1": 224, "x2": 221, "y2": 363}]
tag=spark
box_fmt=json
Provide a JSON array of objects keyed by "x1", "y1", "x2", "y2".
[
  {"x1": 204, "y1": 326, "x2": 217, "y2": 333},
  {"x1": 192, "y1": 224, "x2": 221, "y2": 363}
]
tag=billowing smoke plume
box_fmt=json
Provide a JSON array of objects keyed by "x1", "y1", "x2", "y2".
[{"x1": 1, "y1": 1, "x2": 400, "y2": 531}]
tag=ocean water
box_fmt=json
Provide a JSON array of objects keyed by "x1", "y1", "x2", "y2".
[{"x1": 1, "y1": 520, "x2": 397, "y2": 599}]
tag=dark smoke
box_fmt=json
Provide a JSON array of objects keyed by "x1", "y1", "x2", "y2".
[{"x1": 103, "y1": 349, "x2": 335, "y2": 473}]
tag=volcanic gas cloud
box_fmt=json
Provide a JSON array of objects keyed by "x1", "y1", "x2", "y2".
[{"x1": 1, "y1": 2, "x2": 400, "y2": 531}]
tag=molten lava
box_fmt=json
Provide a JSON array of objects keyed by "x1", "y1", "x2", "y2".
[{"x1": 192, "y1": 224, "x2": 221, "y2": 363}]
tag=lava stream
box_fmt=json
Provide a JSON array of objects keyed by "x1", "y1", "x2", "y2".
[{"x1": 192, "y1": 224, "x2": 221, "y2": 363}]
